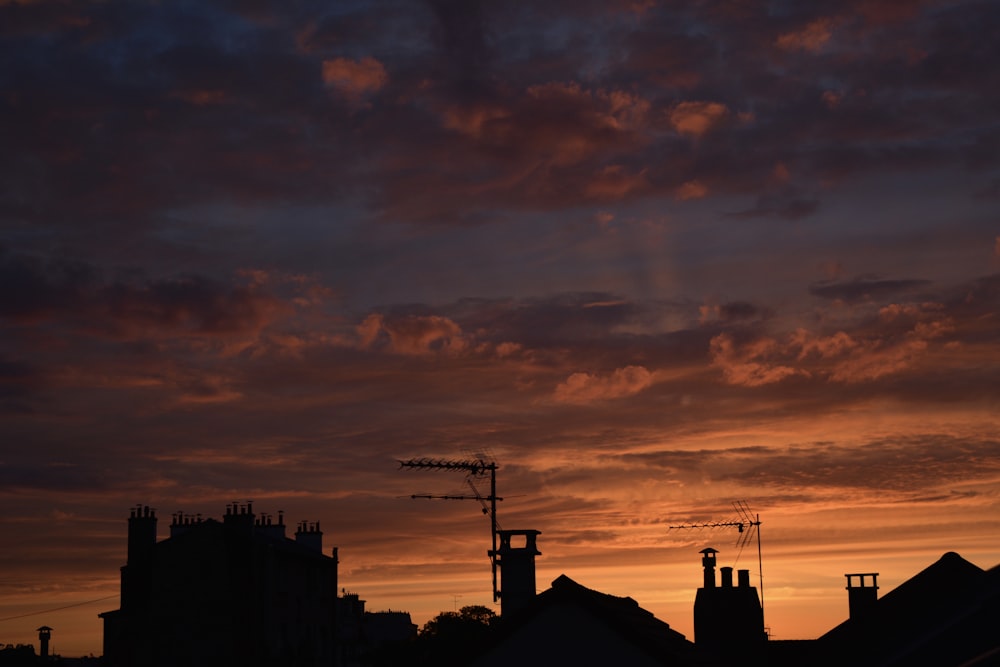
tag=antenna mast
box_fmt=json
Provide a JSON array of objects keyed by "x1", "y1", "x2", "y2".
[
  {"x1": 669, "y1": 500, "x2": 765, "y2": 629},
  {"x1": 399, "y1": 456, "x2": 502, "y2": 602}
]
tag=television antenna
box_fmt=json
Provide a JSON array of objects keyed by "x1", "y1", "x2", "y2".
[
  {"x1": 669, "y1": 500, "x2": 765, "y2": 627},
  {"x1": 399, "y1": 454, "x2": 503, "y2": 602}
]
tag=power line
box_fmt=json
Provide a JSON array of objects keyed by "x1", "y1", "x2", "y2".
[{"x1": 0, "y1": 594, "x2": 118, "y2": 623}]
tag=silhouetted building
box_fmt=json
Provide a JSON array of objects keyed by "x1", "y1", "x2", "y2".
[
  {"x1": 692, "y1": 547, "x2": 766, "y2": 662},
  {"x1": 99, "y1": 503, "x2": 339, "y2": 667},
  {"x1": 336, "y1": 592, "x2": 417, "y2": 666}
]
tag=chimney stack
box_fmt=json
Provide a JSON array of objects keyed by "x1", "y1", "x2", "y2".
[
  {"x1": 493, "y1": 529, "x2": 541, "y2": 617},
  {"x1": 36, "y1": 626, "x2": 52, "y2": 659},
  {"x1": 694, "y1": 548, "x2": 765, "y2": 653},
  {"x1": 295, "y1": 521, "x2": 323, "y2": 552},
  {"x1": 700, "y1": 548, "x2": 718, "y2": 588},
  {"x1": 123, "y1": 505, "x2": 157, "y2": 612},
  {"x1": 845, "y1": 572, "x2": 879, "y2": 621}
]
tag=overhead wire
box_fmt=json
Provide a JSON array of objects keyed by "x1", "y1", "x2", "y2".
[{"x1": 0, "y1": 594, "x2": 119, "y2": 623}]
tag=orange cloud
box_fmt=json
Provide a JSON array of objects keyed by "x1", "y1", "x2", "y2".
[
  {"x1": 709, "y1": 333, "x2": 805, "y2": 386},
  {"x1": 791, "y1": 329, "x2": 859, "y2": 360},
  {"x1": 821, "y1": 90, "x2": 842, "y2": 109},
  {"x1": 441, "y1": 103, "x2": 510, "y2": 139},
  {"x1": 584, "y1": 165, "x2": 649, "y2": 200},
  {"x1": 553, "y1": 365, "x2": 654, "y2": 403},
  {"x1": 713, "y1": 305, "x2": 957, "y2": 386},
  {"x1": 776, "y1": 18, "x2": 836, "y2": 53},
  {"x1": 171, "y1": 89, "x2": 228, "y2": 105},
  {"x1": 440, "y1": 83, "x2": 651, "y2": 166},
  {"x1": 772, "y1": 162, "x2": 792, "y2": 183},
  {"x1": 825, "y1": 338, "x2": 928, "y2": 383},
  {"x1": 174, "y1": 374, "x2": 243, "y2": 405},
  {"x1": 357, "y1": 313, "x2": 467, "y2": 355},
  {"x1": 674, "y1": 180, "x2": 708, "y2": 200},
  {"x1": 322, "y1": 56, "x2": 387, "y2": 100},
  {"x1": 668, "y1": 101, "x2": 729, "y2": 137}
]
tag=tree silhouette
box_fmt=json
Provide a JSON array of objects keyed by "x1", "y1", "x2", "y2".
[{"x1": 409, "y1": 605, "x2": 498, "y2": 666}]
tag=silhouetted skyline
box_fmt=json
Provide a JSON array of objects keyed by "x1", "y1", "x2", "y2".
[{"x1": 2, "y1": 0, "x2": 999, "y2": 656}]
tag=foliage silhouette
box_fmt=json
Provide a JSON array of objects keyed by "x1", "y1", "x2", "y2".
[{"x1": 407, "y1": 605, "x2": 498, "y2": 667}]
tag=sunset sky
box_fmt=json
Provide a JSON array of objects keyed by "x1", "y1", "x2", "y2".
[{"x1": 2, "y1": 0, "x2": 1000, "y2": 656}]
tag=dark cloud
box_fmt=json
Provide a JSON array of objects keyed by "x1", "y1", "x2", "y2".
[
  {"x1": 0, "y1": 248, "x2": 286, "y2": 336},
  {"x1": 0, "y1": 248, "x2": 99, "y2": 320},
  {"x1": 2, "y1": 0, "x2": 996, "y2": 234},
  {"x1": 425, "y1": 0, "x2": 495, "y2": 92},
  {"x1": 808, "y1": 276, "x2": 932, "y2": 302},
  {"x1": 618, "y1": 435, "x2": 1000, "y2": 496},
  {"x1": 729, "y1": 197, "x2": 821, "y2": 221},
  {"x1": 717, "y1": 302, "x2": 765, "y2": 322}
]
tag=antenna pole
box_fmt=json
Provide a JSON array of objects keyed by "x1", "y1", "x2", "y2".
[
  {"x1": 756, "y1": 512, "x2": 764, "y2": 628},
  {"x1": 399, "y1": 456, "x2": 503, "y2": 602},
  {"x1": 669, "y1": 500, "x2": 766, "y2": 633},
  {"x1": 490, "y1": 463, "x2": 498, "y2": 601}
]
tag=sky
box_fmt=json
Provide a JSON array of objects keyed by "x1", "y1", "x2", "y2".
[{"x1": 1, "y1": 0, "x2": 999, "y2": 657}]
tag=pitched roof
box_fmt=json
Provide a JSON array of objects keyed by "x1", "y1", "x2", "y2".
[
  {"x1": 817, "y1": 552, "x2": 1000, "y2": 667},
  {"x1": 472, "y1": 574, "x2": 695, "y2": 666}
]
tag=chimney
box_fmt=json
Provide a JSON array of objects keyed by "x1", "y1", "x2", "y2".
[
  {"x1": 694, "y1": 548, "x2": 765, "y2": 653},
  {"x1": 295, "y1": 521, "x2": 323, "y2": 552},
  {"x1": 255, "y1": 512, "x2": 287, "y2": 539},
  {"x1": 700, "y1": 548, "x2": 718, "y2": 588},
  {"x1": 127, "y1": 505, "x2": 157, "y2": 564},
  {"x1": 845, "y1": 572, "x2": 879, "y2": 621},
  {"x1": 36, "y1": 626, "x2": 52, "y2": 659},
  {"x1": 223, "y1": 502, "x2": 255, "y2": 535},
  {"x1": 493, "y1": 529, "x2": 541, "y2": 617},
  {"x1": 170, "y1": 511, "x2": 205, "y2": 538},
  {"x1": 122, "y1": 505, "x2": 157, "y2": 612}
]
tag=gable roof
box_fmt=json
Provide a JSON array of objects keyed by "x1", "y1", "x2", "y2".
[
  {"x1": 817, "y1": 552, "x2": 1000, "y2": 667},
  {"x1": 545, "y1": 574, "x2": 691, "y2": 653},
  {"x1": 471, "y1": 574, "x2": 695, "y2": 667}
]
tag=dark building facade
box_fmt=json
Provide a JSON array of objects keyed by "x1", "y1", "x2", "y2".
[{"x1": 100, "y1": 503, "x2": 339, "y2": 667}]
